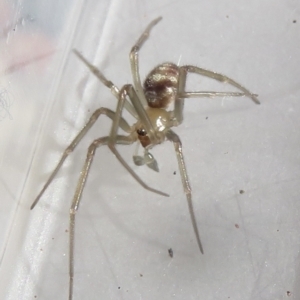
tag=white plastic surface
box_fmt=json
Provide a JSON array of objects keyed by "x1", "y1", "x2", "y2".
[{"x1": 0, "y1": 0, "x2": 299, "y2": 299}]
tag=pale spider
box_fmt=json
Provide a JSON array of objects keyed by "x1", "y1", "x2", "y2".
[{"x1": 31, "y1": 17, "x2": 259, "y2": 299}]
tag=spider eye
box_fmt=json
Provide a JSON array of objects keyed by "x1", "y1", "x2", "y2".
[{"x1": 137, "y1": 128, "x2": 147, "y2": 136}]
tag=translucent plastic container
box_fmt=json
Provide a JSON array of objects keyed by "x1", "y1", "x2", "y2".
[{"x1": 1, "y1": 0, "x2": 299, "y2": 299}]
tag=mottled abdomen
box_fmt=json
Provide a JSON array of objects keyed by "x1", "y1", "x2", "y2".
[{"x1": 143, "y1": 63, "x2": 179, "y2": 108}]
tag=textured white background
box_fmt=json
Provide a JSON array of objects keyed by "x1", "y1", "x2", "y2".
[{"x1": 0, "y1": 0, "x2": 299, "y2": 299}]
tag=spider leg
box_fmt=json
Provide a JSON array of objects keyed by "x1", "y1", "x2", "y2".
[
  {"x1": 73, "y1": 49, "x2": 138, "y2": 119},
  {"x1": 173, "y1": 66, "x2": 260, "y2": 125},
  {"x1": 108, "y1": 84, "x2": 167, "y2": 196},
  {"x1": 181, "y1": 91, "x2": 258, "y2": 98},
  {"x1": 182, "y1": 65, "x2": 260, "y2": 104},
  {"x1": 130, "y1": 17, "x2": 162, "y2": 107},
  {"x1": 173, "y1": 68, "x2": 187, "y2": 125},
  {"x1": 126, "y1": 84, "x2": 161, "y2": 142},
  {"x1": 30, "y1": 108, "x2": 132, "y2": 209},
  {"x1": 166, "y1": 129, "x2": 204, "y2": 254},
  {"x1": 69, "y1": 134, "x2": 135, "y2": 300}
]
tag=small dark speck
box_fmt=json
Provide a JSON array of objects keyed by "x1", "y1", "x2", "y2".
[
  {"x1": 34, "y1": 296, "x2": 37, "y2": 299},
  {"x1": 205, "y1": 116, "x2": 208, "y2": 120},
  {"x1": 239, "y1": 190, "x2": 245, "y2": 194},
  {"x1": 168, "y1": 248, "x2": 173, "y2": 258},
  {"x1": 277, "y1": 229, "x2": 279, "y2": 232},
  {"x1": 293, "y1": 20, "x2": 296, "y2": 23},
  {"x1": 287, "y1": 291, "x2": 292, "y2": 296},
  {"x1": 139, "y1": 273, "x2": 143, "y2": 277},
  {"x1": 226, "y1": 15, "x2": 229, "y2": 18},
  {"x1": 118, "y1": 287, "x2": 120, "y2": 290},
  {"x1": 235, "y1": 224, "x2": 239, "y2": 229},
  {"x1": 65, "y1": 229, "x2": 69, "y2": 233},
  {"x1": 173, "y1": 171, "x2": 176, "y2": 175}
]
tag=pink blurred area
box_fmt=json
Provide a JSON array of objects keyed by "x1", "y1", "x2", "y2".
[{"x1": 0, "y1": 1, "x2": 55, "y2": 76}]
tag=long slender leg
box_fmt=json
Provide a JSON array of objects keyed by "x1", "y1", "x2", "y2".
[
  {"x1": 173, "y1": 66, "x2": 260, "y2": 126},
  {"x1": 108, "y1": 84, "x2": 167, "y2": 196},
  {"x1": 166, "y1": 129, "x2": 204, "y2": 254},
  {"x1": 174, "y1": 68, "x2": 187, "y2": 125},
  {"x1": 126, "y1": 86, "x2": 159, "y2": 142},
  {"x1": 73, "y1": 49, "x2": 138, "y2": 119},
  {"x1": 181, "y1": 91, "x2": 258, "y2": 98},
  {"x1": 130, "y1": 17, "x2": 162, "y2": 107},
  {"x1": 183, "y1": 65, "x2": 260, "y2": 104},
  {"x1": 30, "y1": 108, "x2": 132, "y2": 209},
  {"x1": 69, "y1": 135, "x2": 135, "y2": 300},
  {"x1": 117, "y1": 84, "x2": 159, "y2": 143}
]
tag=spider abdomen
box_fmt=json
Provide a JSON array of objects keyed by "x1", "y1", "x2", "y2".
[{"x1": 143, "y1": 63, "x2": 179, "y2": 109}]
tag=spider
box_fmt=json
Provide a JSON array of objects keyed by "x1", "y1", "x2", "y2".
[{"x1": 30, "y1": 17, "x2": 259, "y2": 299}]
